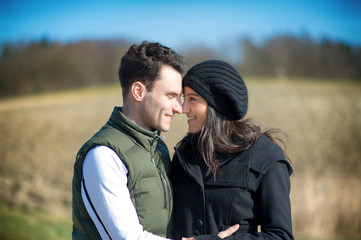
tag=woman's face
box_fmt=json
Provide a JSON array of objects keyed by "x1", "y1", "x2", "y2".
[{"x1": 182, "y1": 86, "x2": 208, "y2": 133}]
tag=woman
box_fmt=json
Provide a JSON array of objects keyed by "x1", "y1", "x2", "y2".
[{"x1": 171, "y1": 60, "x2": 294, "y2": 240}]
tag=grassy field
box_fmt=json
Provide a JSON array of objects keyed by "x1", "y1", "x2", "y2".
[
  {"x1": 0, "y1": 197, "x2": 71, "y2": 240},
  {"x1": 0, "y1": 79, "x2": 360, "y2": 239}
]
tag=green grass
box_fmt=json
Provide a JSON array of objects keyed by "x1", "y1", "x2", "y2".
[
  {"x1": 0, "y1": 200, "x2": 355, "y2": 240},
  {"x1": 0, "y1": 199, "x2": 71, "y2": 240}
]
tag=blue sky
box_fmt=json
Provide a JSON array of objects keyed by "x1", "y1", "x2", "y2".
[{"x1": 1, "y1": 0, "x2": 361, "y2": 50}]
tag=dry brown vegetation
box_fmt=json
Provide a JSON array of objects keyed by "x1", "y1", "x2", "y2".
[{"x1": 0, "y1": 80, "x2": 360, "y2": 239}]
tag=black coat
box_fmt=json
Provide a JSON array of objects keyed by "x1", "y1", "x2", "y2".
[{"x1": 171, "y1": 134, "x2": 294, "y2": 240}]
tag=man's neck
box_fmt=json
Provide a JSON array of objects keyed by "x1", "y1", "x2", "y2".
[{"x1": 121, "y1": 103, "x2": 150, "y2": 131}]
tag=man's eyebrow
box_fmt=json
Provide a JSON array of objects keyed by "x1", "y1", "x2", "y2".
[{"x1": 168, "y1": 91, "x2": 180, "y2": 96}]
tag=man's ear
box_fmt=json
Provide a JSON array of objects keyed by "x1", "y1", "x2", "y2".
[{"x1": 131, "y1": 81, "x2": 147, "y2": 102}]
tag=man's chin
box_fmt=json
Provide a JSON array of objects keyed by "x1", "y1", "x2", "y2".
[
  {"x1": 158, "y1": 124, "x2": 171, "y2": 133},
  {"x1": 160, "y1": 128, "x2": 170, "y2": 133}
]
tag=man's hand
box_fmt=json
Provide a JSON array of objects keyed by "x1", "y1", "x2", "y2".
[
  {"x1": 181, "y1": 224, "x2": 240, "y2": 240},
  {"x1": 217, "y1": 224, "x2": 239, "y2": 238}
]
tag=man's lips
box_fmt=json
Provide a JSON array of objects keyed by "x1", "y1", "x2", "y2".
[{"x1": 165, "y1": 114, "x2": 174, "y2": 122}]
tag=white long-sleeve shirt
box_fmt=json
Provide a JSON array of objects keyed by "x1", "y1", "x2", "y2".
[{"x1": 81, "y1": 145, "x2": 170, "y2": 240}]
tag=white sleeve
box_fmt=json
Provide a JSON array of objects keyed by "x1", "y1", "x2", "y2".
[{"x1": 81, "y1": 145, "x2": 170, "y2": 240}]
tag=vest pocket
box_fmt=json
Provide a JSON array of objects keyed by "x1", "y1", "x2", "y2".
[
  {"x1": 133, "y1": 177, "x2": 168, "y2": 212},
  {"x1": 159, "y1": 173, "x2": 170, "y2": 209}
]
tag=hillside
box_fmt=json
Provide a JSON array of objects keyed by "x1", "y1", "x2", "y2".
[{"x1": 0, "y1": 80, "x2": 360, "y2": 239}]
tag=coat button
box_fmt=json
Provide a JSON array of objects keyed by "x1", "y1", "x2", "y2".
[{"x1": 196, "y1": 219, "x2": 203, "y2": 228}]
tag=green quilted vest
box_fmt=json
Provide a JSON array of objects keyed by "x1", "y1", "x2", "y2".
[{"x1": 72, "y1": 107, "x2": 173, "y2": 240}]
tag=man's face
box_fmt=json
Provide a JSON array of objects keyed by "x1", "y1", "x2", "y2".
[{"x1": 139, "y1": 65, "x2": 182, "y2": 132}]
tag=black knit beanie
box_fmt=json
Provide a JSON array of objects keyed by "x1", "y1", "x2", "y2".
[{"x1": 183, "y1": 60, "x2": 248, "y2": 120}]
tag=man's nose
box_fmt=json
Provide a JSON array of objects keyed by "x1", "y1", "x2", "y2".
[{"x1": 173, "y1": 98, "x2": 183, "y2": 114}]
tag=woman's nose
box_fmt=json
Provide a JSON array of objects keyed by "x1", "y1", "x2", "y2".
[{"x1": 182, "y1": 102, "x2": 189, "y2": 114}]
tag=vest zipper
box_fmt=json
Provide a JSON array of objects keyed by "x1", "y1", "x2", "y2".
[
  {"x1": 151, "y1": 135, "x2": 170, "y2": 210},
  {"x1": 151, "y1": 157, "x2": 156, "y2": 166},
  {"x1": 151, "y1": 156, "x2": 169, "y2": 210}
]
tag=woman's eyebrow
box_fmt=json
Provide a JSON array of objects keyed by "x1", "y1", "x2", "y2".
[{"x1": 186, "y1": 93, "x2": 200, "y2": 97}]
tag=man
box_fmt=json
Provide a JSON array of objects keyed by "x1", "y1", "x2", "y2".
[{"x1": 72, "y1": 41, "x2": 186, "y2": 240}]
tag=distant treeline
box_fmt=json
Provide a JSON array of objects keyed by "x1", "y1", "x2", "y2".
[
  {"x1": 1, "y1": 35, "x2": 360, "y2": 98},
  {"x1": 0, "y1": 39, "x2": 129, "y2": 98},
  {"x1": 240, "y1": 35, "x2": 361, "y2": 79}
]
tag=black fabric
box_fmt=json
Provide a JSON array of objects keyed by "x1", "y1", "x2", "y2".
[
  {"x1": 170, "y1": 135, "x2": 294, "y2": 240},
  {"x1": 183, "y1": 60, "x2": 248, "y2": 120}
]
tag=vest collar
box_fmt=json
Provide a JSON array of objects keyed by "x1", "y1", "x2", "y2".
[{"x1": 107, "y1": 107, "x2": 161, "y2": 151}]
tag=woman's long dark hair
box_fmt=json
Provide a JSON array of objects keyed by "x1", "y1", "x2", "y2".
[{"x1": 195, "y1": 107, "x2": 291, "y2": 179}]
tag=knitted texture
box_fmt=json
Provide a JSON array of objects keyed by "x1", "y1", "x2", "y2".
[{"x1": 183, "y1": 60, "x2": 248, "y2": 120}]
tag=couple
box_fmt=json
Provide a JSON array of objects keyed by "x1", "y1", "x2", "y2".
[{"x1": 72, "y1": 41, "x2": 293, "y2": 240}]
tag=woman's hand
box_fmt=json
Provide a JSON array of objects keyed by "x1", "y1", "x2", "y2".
[{"x1": 181, "y1": 224, "x2": 240, "y2": 240}]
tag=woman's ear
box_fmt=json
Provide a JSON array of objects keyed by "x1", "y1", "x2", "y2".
[{"x1": 131, "y1": 81, "x2": 146, "y2": 101}]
